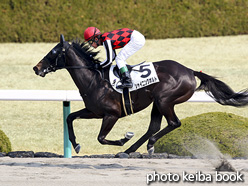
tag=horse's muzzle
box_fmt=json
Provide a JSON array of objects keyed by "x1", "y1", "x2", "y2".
[
  {"x1": 33, "y1": 66, "x2": 46, "y2": 77},
  {"x1": 33, "y1": 66, "x2": 39, "y2": 75}
]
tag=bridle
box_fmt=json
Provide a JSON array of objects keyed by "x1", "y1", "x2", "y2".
[
  {"x1": 42, "y1": 44, "x2": 104, "y2": 80},
  {"x1": 43, "y1": 46, "x2": 93, "y2": 74}
]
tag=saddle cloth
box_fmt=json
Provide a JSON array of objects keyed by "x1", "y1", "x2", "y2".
[{"x1": 109, "y1": 62, "x2": 160, "y2": 93}]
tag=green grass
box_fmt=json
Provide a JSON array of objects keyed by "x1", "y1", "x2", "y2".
[
  {"x1": 0, "y1": 128, "x2": 12, "y2": 153},
  {"x1": 0, "y1": 35, "x2": 247, "y2": 155},
  {"x1": 155, "y1": 112, "x2": 248, "y2": 157}
]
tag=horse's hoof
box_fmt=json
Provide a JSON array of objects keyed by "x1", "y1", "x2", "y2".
[
  {"x1": 125, "y1": 132, "x2": 134, "y2": 139},
  {"x1": 147, "y1": 146, "x2": 154, "y2": 156},
  {"x1": 75, "y1": 144, "x2": 81, "y2": 154}
]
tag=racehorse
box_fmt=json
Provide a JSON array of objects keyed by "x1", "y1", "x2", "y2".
[{"x1": 33, "y1": 35, "x2": 248, "y2": 155}]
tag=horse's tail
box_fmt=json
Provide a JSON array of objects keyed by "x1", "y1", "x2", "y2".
[{"x1": 193, "y1": 71, "x2": 248, "y2": 107}]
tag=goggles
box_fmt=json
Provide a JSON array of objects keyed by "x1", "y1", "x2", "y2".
[{"x1": 88, "y1": 39, "x2": 95, "y2": 45}]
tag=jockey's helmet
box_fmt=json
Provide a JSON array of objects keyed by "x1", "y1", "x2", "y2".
[{"x1": 84, "y1": 27, "x2": 101, "y2": 41}]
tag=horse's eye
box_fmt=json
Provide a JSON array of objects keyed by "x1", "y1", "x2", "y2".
[{"x1": 51, "y1": 49, "x2": 57, "y2": 55}]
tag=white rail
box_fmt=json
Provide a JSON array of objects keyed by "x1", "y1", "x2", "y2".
[
  {"x1": 0, "y1": 90, "x2": 215, "y2": 102},
  {"x1": 0, "y1": 90, "x2": 82, "y2": 101}
]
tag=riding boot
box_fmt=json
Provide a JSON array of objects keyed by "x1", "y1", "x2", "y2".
[{"x1": 116, "y1": 69, "x2": 133, "y2": 89}]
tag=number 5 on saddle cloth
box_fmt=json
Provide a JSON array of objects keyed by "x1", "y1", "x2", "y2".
[{"x1": 109, "y1": 62, "x2": 160, "y2": 115}]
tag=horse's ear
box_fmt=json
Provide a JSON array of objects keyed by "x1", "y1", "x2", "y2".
[{"x1": 60, "y1": 34, "x2": 65, "y2": 44}]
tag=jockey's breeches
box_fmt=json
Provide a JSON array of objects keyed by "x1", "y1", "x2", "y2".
[{"x1": 115, "y1": 30, "x2": 145, "y2": 69}]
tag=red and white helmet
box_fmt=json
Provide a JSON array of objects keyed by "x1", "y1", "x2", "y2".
[{"x1": 84, "y1": 27, "x2": 101, "y2": 41}]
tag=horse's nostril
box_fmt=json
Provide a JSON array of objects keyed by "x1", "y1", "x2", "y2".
[{"x1": 33, "y1": 66, "x2": 39, "y2": 75}]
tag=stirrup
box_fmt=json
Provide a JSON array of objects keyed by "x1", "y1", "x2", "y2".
[{"x1": 116, "y1": 82, "x2": 133, "y2": 89}]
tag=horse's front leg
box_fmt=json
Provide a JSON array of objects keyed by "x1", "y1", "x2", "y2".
[
  {"x1": 97, "y1": 115, "x2": 134, "y2": 146},
  {"x1": 66, "y1": 108, "x2": 100, "y2": 153}
]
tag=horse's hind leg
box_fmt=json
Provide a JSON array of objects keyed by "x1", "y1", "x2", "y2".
[
  {"x1": 124, "y1": 103, "x2": 162, "y2": 154},
  {"x1": 67, "y1": 108, "x2": 100, "y2": 153},
  {"x1": 147, "y1": 103, "x2": 181, "y2": 154}
]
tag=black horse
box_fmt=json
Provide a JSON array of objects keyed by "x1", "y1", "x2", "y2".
[{"x1": 33, "y1": 35, "x2": 248, "y2": 155}]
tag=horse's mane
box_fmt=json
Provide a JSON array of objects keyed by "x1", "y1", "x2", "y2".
[{"x1": 71, "y1": 40, "x2": 101, "y2": 65}]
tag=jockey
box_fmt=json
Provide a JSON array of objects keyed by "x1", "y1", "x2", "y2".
[{"x1": 84, "y1": 27, "x2": 145, "y2": 89}]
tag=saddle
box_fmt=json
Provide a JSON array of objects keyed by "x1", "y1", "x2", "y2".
[{"x1": 101, "y1": 61, "x2": 159, "y2": 116}]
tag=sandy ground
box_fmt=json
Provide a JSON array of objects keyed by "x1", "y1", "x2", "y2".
[{"x1": 0, "y1": 157, "x2": 247, "y2": 186}]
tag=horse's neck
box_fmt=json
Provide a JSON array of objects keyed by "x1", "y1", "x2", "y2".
[{"x1": 66, "y1": 48, "x2": 96, "y2": 94}]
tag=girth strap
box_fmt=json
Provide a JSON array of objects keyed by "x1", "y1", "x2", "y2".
[{"x1": 122, "y1": 88, "x2": 134, "y2": 116}]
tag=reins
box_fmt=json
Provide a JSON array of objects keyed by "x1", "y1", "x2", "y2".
[
  {"x1": 60, "y1": 47, "x2": 104, "y2": 79},
  {"x1": 48, "y1": 48, "x2": 95, "y2": 71}
]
